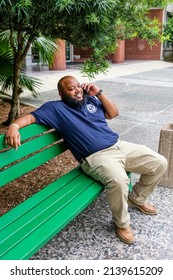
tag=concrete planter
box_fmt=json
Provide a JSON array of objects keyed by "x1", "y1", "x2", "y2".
[{"x1": 158, "y1": 123, "x2": 173, "y2": 188}]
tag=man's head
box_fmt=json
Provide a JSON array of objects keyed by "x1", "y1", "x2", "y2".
[{"x1": 57, "y1": 76, "x2": 87, "y2": 107}]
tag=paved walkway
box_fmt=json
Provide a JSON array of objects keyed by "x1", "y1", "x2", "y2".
[
  {"x1": 22, "y1": 60, "x2": 173, "y2": 106},
  {"x1": 23, "y1": 60, "x2": 173, "y2": 260}
]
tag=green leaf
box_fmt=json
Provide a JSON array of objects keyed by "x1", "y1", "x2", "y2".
[{"x1": 32, "y1": 37, "x2": 58, "y2": 66}]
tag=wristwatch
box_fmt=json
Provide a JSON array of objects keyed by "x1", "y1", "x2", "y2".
[{"x1": 95, "y1": 89, "x2": 102, "y2": 97}]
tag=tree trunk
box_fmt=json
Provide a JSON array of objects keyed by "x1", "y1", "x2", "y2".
[{"x1": 3, "y1": 58, "x2": 22, "y2": 125}]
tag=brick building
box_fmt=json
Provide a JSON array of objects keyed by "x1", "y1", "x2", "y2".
[{"x1": 26, "y1": 6, "x2": 173, "y2": 70}]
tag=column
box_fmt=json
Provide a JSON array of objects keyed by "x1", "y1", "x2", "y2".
[
  {"x1": 50, "y1": 39, "x2": 66, "y2": 70},
  {"x1": 112, "y1": 40, "x2": 125, "y2": 63}
]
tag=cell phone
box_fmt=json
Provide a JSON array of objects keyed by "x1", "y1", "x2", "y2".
[{"x1": 83, "y1": 89, "x2": 89, "y2": 95}]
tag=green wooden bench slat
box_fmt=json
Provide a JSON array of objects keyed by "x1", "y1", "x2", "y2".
[
  {"x1": 127, "y1": 172, "x2": 132, "y2": 192},
  {"x1": 0, "y1": 181, "x2": 103, "y2": 260},
  {"x1": 0, "y1": 131, "x2": 62, "y2": 168},
  {"x1": 0, "y1": 167, "x2": 81, "y2": 230},
  {"x1": 19, "y1": 124, "x2": 51, "y2": 140},
  {"x1": 0, "y1": 174, "x2": 94, "y2": 256},
  {"x1": 0, "y1": 124, "x2": 50, "y2": 150},
  {"x1": 0, "y1": 134, "x2": 6, "y2": 150},
  {"x1": 0, "y1": 172, "x2": 90, "y2": 238},
  {"x1": 0, "y1": 141, "x2": 67, "y2": 187}
]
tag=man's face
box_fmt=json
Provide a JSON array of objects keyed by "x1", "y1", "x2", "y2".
[{"x1": 59, "y1": 77, "x2": 87, "y2": 107}]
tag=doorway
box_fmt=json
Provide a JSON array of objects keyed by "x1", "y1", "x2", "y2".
[{"x1": 66, "y1": 41, "x2": 74, "y2": 62}]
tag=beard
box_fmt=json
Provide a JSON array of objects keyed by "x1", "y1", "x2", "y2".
[{"x1": 61, "y1": 93, "x2": 87, "y2": 108}]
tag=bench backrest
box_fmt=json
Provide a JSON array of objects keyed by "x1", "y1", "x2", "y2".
[{"x1": 0, "y1": 124, "x2": 68, "y2": 187}]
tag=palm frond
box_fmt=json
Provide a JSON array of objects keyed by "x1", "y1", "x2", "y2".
[
  {"x1": 0, "y1": 30, "x2": 12, "y2": 50},
  {"x1": 19, "y1": 72, "x2": 42, "y2": 98},
  {"x1": 0, "y1": 52, "x2": 13, "y2": 90},
  {"x1": 32, "y1": 36, "x2": 58, "y2": 66},
  {"x1": 0, "y1": 52, "x2": 42, "y2": 96}
]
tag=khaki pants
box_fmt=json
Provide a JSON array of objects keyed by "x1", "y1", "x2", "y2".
[{"x1": 81, "y1": 140, "x2": 168, "y2": 228}]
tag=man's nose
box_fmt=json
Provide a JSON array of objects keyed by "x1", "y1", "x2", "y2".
[{"x1": 76, "y1": 85, "x2": 82, "y2": 92}]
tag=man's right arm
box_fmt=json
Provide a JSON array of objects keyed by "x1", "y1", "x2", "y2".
[{"x1": 5, "y1": 114, "x2": 36, "y2": 150}]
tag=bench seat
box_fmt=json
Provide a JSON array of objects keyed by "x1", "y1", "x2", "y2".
[
  {"x1": 0, "y1": 167, "x2": 104, "y2": 260},
  {"x1": 0, "y1": 124, "x2": 132, "y2": 260}
]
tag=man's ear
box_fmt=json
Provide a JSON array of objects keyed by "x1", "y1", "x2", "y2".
[{"x1": 59, "y1": 91, "x2": 62, "y2": 97}]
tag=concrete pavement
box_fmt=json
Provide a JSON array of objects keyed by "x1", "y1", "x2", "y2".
[{"x1": 22, "y1": 60, "x2": 173, "y2": 106}]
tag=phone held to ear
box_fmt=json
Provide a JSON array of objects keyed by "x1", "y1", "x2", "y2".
[{"x1": 83, "y1": 89, "x2": 89, "y2": 95}]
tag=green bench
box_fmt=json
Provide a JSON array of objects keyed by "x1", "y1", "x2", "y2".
[{"x1": 0, "y1": 124, "x2": 132, "y2": 260}]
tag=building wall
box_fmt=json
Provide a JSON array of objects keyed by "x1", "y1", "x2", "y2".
[
  {"x1": 125, "y1": 9, "x2": 164, "y2": 60},
  {"x1": 51, "y1": 9, "x2": 165, "y2": 68},
  {"x1": 74, "y1": 9, "x2": 164, "y2": 62}
]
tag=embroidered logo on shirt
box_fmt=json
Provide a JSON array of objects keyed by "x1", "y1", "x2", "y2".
[{"x1": 86, "y1": 104, "x2": 97, "y2": 114}]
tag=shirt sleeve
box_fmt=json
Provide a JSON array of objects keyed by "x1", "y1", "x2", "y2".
[
  {"x1": 93, "y1": 96, "x2": 106, "y2": 113},
  {"x1": 30, "y1": 102, "x2": 60, "y2": 129}
]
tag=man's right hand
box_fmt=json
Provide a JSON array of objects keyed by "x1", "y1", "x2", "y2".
[
  {"x1": 4, "y1": 114, "x2": 36, "y2": 150},
  {"x1": 5, "y1": 125, "x2": 21, "y2": 150}
]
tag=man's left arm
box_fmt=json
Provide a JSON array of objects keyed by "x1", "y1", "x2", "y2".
[
  {"x1": 96, "y1": 92, "x2": 119, "y2": 119},
  {"x1": 83, "y1": 83, "x2": 119, "y2": 119}
]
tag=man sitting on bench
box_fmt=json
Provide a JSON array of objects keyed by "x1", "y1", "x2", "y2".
[{"x1": 5, "y1": 75, "x2": 167, "y2": 244}]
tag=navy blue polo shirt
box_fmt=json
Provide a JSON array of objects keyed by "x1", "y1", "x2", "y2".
[{"x1": 30, "y1": 96, "x2": 119, "y2": 162}]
